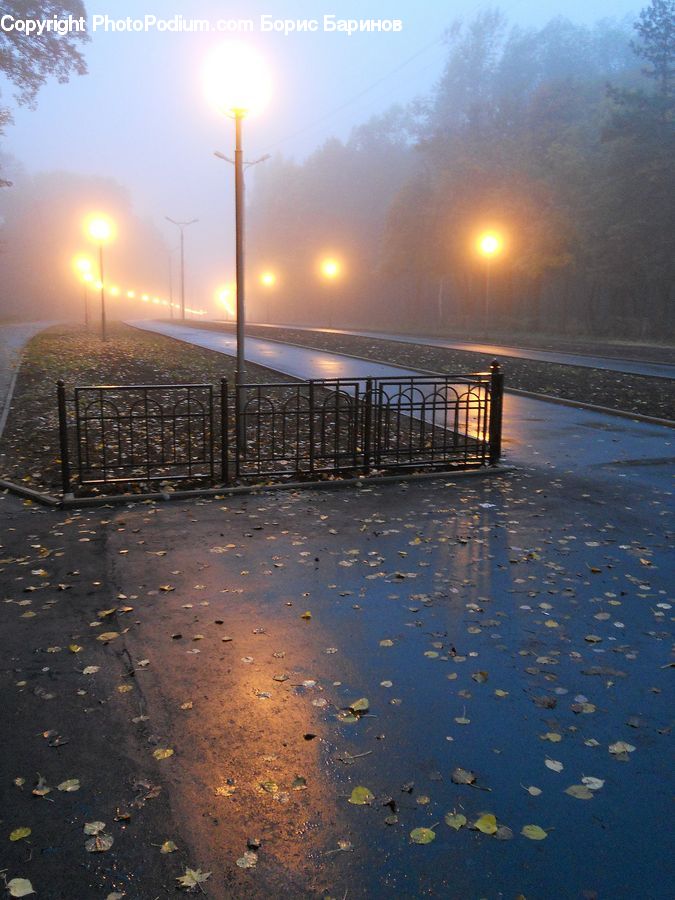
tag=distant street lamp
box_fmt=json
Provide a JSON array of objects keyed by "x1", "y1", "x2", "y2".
[
  {"x1": 204, "y1": 42, "x2": 272, "y2": 450},
  {"x1": 85, "y1": 215, "x2": 115, "y2": 341},
  {"x1": 477, "y1": 232, "x2": 502, "y2": 336},
  {"x1": 165, "y1": 217, "x2": 198, "y2": 320},
  {"x1": 319, "y1": 257, "x2": 342, "y2": 328}
]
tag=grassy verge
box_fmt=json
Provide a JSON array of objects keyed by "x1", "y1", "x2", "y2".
[{"x1": 0, "y1": 323, "x2": 287, "y2": 494}]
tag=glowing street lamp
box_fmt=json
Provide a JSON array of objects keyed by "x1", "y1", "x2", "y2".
[
  {"x1": 477, "y1": 232, "x2": 502, "y2": 335},
  {"x1": 319, "y1": 257, "x2": 342, "y2": 328},
  {"x1": 205, "y1": 42, "x2": 272, "y2": 451},
  {"x1": 84, "y1": 214, "x2": 115, "y2": 341}
]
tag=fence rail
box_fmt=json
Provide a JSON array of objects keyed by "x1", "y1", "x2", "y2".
[{"x1": 57, "y1": 364, "x2": 503, "y2": 495}]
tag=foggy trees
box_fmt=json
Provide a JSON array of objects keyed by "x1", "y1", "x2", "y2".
[
  {"x1": 0, "y1": 1, "x2": 88, "y2": 185},
  {"x1": 248, "y1": 2, "x2": 674, "y2": 339}
]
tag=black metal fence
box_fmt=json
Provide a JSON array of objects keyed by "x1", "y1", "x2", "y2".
[{"x1": 57, "y1": 364, "x2": 503, "y2": 495}]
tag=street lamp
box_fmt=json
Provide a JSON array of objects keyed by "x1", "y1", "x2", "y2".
[
  {"x1": 477, "y1": 232, "x2": 502, "y2": 336},
  {"x1": 204, "y1": 42, "x2": 272, "y2": 450},
  {"x1": 319, "y1": 257, "x2": 342, "y2": 328},
  {"x1": 165, "y1": 217, "x2": 198, "y2": 320},
  {"x1": 84, "y1": 214, "x2": 115, "y2": 342}
]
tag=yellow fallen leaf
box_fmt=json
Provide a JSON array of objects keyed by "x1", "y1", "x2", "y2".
[
  {"x1": 9, "y1": 827, "x2": 31, "y2": 842},
  {"x1": 68, "y1": 644, "x2": 83, "y2": 653},
  {"x1": 117, "y1": 684, "x2": 133, "y2": 693},
  {"x1": 160, "y1": 840, "x2": 178, "y2": 853},
  {"x1": 473, "y1": 813, "x2": 498, "y2": 835},
  {"x1": 153, "y1": 748, "x2": 174, "y2": 760},
  {"x1": 522, "y1": 824, "x2": 548, "y2": 840},
  {"x1": 301, "y1": 611, "x2": 312, "y2": 619},
  {"x1": 96, "y1": 631, "x2": 119, "y2": 642},
  {"x1": 57, "y1": 779, "x2": 80, "y2": 792}
]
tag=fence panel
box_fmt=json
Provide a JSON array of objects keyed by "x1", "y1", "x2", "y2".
[
  {"x1": 371, "y1": 375, "x2": 492, "y2": 470},
  {"x1": 233, "y1": 379, "x2": 362, "y2": 478},
  {"x1": 71, "y1": 383, "x2": 214, "y2": 486}
]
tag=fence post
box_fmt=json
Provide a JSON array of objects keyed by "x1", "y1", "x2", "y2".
[
  {"x1": 308, "y1": 381, "x2": 315, "y2": 476},
  {"x1": 57, "y1": 380, "x2": 72, "y2": 495},
  {"x1": 363, "y1": 378, "x2": 373, "y2": 472},
  {"x1": 488, "y1": 360, "x2": 504, "y2": 466},
  {"x1": 220, "y1": 378, "x2": 229, "y2": 484},
  {"x1": 234, "y1": 380, "x2": 241, "y2": 479}
]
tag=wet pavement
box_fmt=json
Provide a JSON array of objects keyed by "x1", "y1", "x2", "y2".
[
  {"x1": 249, "y1": 324, "x2": 675, "y2": 380},
  {"x1": 1, "y1": 462, "x2": 673, "y2": 898}
]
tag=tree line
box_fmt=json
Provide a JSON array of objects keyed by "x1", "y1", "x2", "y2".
[{"x1": 248, "y1": 1, "x2": 675, "y2": 340}]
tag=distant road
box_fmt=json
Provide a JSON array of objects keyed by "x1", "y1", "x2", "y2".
[
  {"x1": 249, "y1": 323, "x2": 675, "y2": 380},
  {"x1": 0, "y1": 322, "x2": 54, "y2": 438},
  {"x1": 129, "y1": 320, "x2": 675, "y2": 491}
]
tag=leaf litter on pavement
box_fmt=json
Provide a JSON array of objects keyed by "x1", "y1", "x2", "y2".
[{"x1": 0, "y1": 446, "x2": 672, "y2": 898}]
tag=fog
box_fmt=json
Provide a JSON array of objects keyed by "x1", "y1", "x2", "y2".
[{"x1": 3, "y1": 0, "x2": 670, "y2": 337}]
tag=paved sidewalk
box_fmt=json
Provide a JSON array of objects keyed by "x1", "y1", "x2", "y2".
[{"x1": 1, "y1": 462, "x2": 672, "y2": 898}]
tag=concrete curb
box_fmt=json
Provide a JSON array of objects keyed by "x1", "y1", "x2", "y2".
[{"x1": 1, "y1": 466, "x2": 511, "y2": 510}]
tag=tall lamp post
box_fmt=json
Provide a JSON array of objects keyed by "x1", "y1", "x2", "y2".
[
  {"x1": 165, "y1": 217, "x2": 198, "y2": 320},
  {"x1": 477, "y1": 232, "x2": 502, "y2": 337},
  {"x1": 204, "y1": 43, "x2": 272, "y2": 451},
  {"x1": 85, "y1": 215, "x2": 115, "y2": 342},
  {"x1": 73, "y1": 255, "x2": 94, "y2": 327}
]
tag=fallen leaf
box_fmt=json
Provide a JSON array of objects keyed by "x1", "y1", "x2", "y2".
[
  {"x1": 7, "y1": 879, "x2": 35, "y2": 897},
  {"x1": 85, "y1": 832, "x2": 114, "y2": 852},
  {"x1": 472, "y1": 813, "x2": 498, "y2": 835},
  {"x1": 522, "y1": 824, "x2": 548, "y2": 840},
  {"x1": 349, "y1": 697, "x2": 369, "y2": 714},
  {"x1": 565, "y1": 784, "x2": 594, "y2": 800},
  {"x1": 160, "y1": 840, "x2": 178, "y2": 853},
  {"x1": 348, "y1": 786, "x2": 374, "y2": 805},
  {"x1": 57, "y1": 779, "x2": 80, "y2": 792},
  {"x1": 9, "y1": 827, "x2": 31, "y2": 842},
  {"x1": 96, "y1": 631, "x2": 119, "y2": 642},
  {"x1": 545, "y1": 758, "x2": 563, "y2": 773},
  {"x1": 236, "y1": 851, "x2": 258, "y2": 868},
  {"x1": 177, "y1": 868, "x2": 211, "y2": 889},
  {"x1": 410, "y1": 827, "x2": 436, "y2": 844},
  {"x1": 608, "y1": 741, "x2": 636, "y2": 755},
  {"x1": 581, "y1": 777, "x2": 604, "y2": 791},
  {"x1": 444, "y1": 812, "x2": 467, "y2": 830},
  {"x1": 451, "y1": 767, "x2": 476, "y2": 785},
  {"x1": 153, "y1": 748, "x2": 174, "y2": 760},
  {"x1": 83, "y1": 821, "x2": 106, "y2": 835}
]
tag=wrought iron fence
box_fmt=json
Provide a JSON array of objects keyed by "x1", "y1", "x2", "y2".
[
  {"x1": 57, "y1": 364, "x2": 503, "y2": 494},
  {"x1": 58, "y1": 381, "x2": 215, "y2": 491}
]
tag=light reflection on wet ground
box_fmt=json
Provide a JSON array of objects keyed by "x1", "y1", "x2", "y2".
[{"x1": 107, "y1": 469, "x2": 672, "y2": 898}]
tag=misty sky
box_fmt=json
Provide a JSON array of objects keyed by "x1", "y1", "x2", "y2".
[{"x1": 2, "y1": 0, "x2": 639, "y2": 312}]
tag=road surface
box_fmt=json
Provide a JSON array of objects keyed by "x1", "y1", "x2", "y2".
[
  {"x1": 248, "y1": 322, "x2": 675, "y2": 379},
  {"x1": 130, "y1": 320, "x2": 675, "y2": 492}
]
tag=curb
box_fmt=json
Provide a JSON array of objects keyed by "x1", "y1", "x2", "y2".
[{"x1": 0, "y1": 466, "x2": 511, "y2": 510}]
